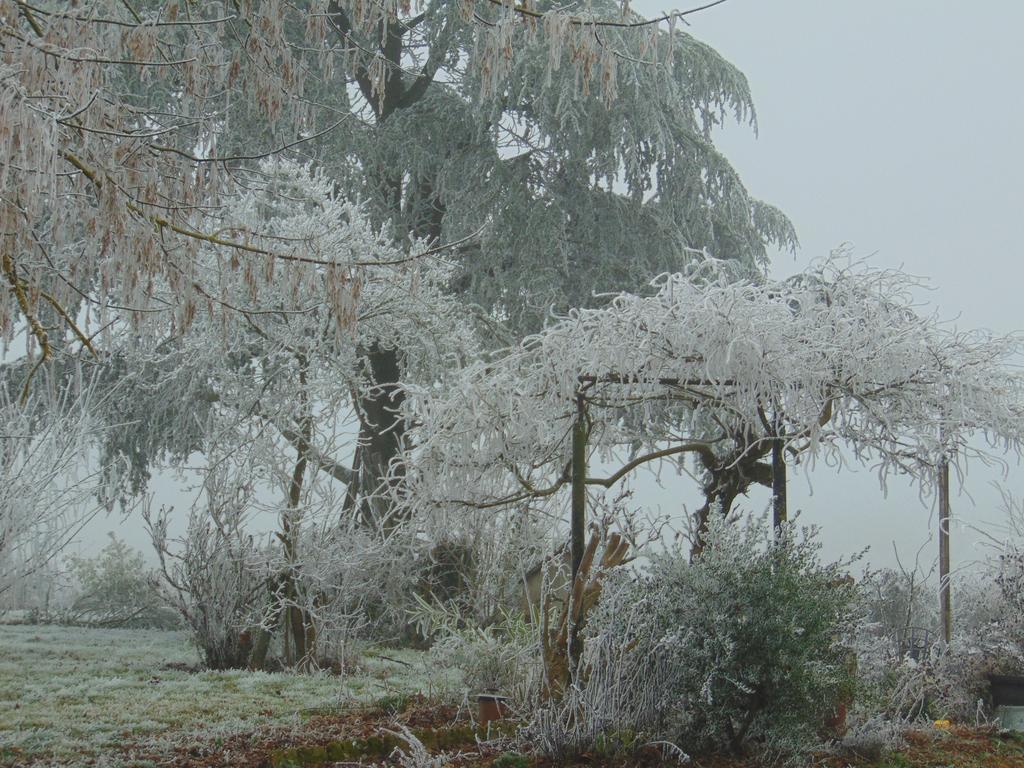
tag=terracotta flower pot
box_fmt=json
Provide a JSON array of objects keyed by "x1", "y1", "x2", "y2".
[{"x1": 477, "y1": 694, "x2": 509, "y2": 726}]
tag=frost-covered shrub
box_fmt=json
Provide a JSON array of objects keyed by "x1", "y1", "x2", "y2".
[
  {"x1": 66, "y1": 535, "x2": 179, "y2": 629},
  {"x1": 995, "y1": 542, "x2": 1024, "y2": 647},
  {"x1": 579, "y1": 516, "x2": 858, "y2": 757},
  {"x1": 854, "y1": 633, "x2": 1022, "y2": 724},
  {"x1": 145, "y1": 475, "x2": 273, "y2": 670},
  {"x1": 521, "y1": 607, "x2": 672, "y2": 760},
  {"x1": 282, "y1": 516, "x2": 427, "y2": 661},
  {"x1": 860, "y1": 566, "x2": 938, "y2": 646},
  {"x1": 938, "y1": 574, "x2": 1024, "y2": 719},
  {"x1": 442, "y1": 618, "x2": 539, "y2": 705},
  {"x1": 410, "y1": 591, "x2": 543, "y2": 709},
  {"x1": 852, "y1": 571, "x2": 1024, "y2": 725},
  {"x1": 413, "y1": 509, "x2": 552, "y2": 632}
]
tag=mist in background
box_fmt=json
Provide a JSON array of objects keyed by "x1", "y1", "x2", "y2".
[
  {"x1": 78, "y1": 0, "x2": 1024, "y2": 580},
  {"x1": 629, "y1": 0, "x2": 1024, "y2": 573}
]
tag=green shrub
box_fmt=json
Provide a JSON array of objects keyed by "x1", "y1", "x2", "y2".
[
  {"x1": 587, "y1": 515, "x2": 859, "y2": 757},
  {"x1": 492, "y1": 751, "x2": 529, "y2": 768}
]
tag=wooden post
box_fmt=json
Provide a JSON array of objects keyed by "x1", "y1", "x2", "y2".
[
  {"x1": 567, "y1": 392, "x2": 588, "y2": 676},
  {"x1": 938, "y1": 455, "x2": 952, "y2": 645},
  {"x1": 570, "y1": 393, "x2": 587, "y2": 584},
  {"x1": 771, "y1": 435, "x2": 787, "y2": 533}
]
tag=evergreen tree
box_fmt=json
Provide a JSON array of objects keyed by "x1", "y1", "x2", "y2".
[{"x1": 228, "y1": 0, "x2": 797, "y2": 518}]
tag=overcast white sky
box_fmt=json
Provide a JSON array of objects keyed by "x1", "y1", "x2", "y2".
[
  {"x1": 81, "y1": 1, "x2": 1024, "y2": 581},
  {"x1": 624, "y1": 0, "x2": 1024, "y2": 573}
]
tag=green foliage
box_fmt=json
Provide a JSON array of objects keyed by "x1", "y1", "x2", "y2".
[
  {"x1": 67, "y1": 535, "x2": 179, "y2": 630},
  {"x1": 591, "y1": 729, "x2": 641, "y2": 758},
  {"x1": 589, "y1": 515, "x2": 859, "y2": 757},
  {"x1": 374, "y1": 692, "x2": 414, "y2": 714},
  {"x1": 492, "y1": 751, "x2": 529, "y2": 768}
]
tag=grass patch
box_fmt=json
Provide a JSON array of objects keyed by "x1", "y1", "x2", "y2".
[{"x1": 0, "y1": 624, "x2": 436, "y2": 766}]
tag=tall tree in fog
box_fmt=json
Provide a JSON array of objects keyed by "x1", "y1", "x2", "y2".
[{"x1": 2, "y1": 0, "x2": 793, "y2": 521}]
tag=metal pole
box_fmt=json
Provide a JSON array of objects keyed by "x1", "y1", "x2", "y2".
[{"x1": 938, "y1": 456, "x2": 952, "y2": 645}]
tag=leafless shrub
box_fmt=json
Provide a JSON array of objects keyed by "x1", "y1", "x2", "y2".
[
  {"x1": 0, "y1": 372, "x2": 109, "y2": 600},
  {"x1": 145, "y1": 464, "x2": 273, "y2": 670},
  {"x1": 385, "y1": 725, "x2": 461, "y2": 768}
]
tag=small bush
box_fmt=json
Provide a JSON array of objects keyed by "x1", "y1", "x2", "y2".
[
  {"x1": 413, "y1": 596, "x2": 541, "y2": 704},
  {"x1": 67, "y1": 535, "x2": 180, "y2": 629},
  {"x1": 579, "y1": 515, "x2": 859, "y2": 758},
  {"x1": 851, "y1": 551, "x2": 1024, "y2": 726},
  {"x1": 146, "y1": 489, "x2": 273, "y2": 670},
  {"x1": 860, "y1": 566, "x2": 938, "y2": 644},
  {"x1": 996, "y1": 542, "x2": 1024, "y2": 648}
]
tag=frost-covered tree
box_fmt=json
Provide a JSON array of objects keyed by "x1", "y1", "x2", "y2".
[
  {"x1": 0, "y1": 373, "x2": 108, "y2": 597},
  {"x1": 91, "y1": 159, "x2": 473, "y2": 508},
  {"x1": 2, "y1": 0, "x2": 793, "y2": 521},
  {"x1": 405, "y1": 256, "x2": 1024, "y2": 553},
  {"x1": 79, "y1": 159, "x2": 484, "y2": 665},
  {"x1": 272, "y1": 0, "x2": 797, "y2": 506}
]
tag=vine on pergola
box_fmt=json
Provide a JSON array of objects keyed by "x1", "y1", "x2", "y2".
[{"x1": 403, "y1": 255, "x2": 1024, "y2": 575}]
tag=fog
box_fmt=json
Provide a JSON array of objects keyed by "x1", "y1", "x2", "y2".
[{"x1": 71, "y1": 0, "x2": 1024, "y2": 580}]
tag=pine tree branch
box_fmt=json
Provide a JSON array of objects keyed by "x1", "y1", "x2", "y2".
[{"x1": 148, "y1": 115, "x2": 350, "y2": 164}]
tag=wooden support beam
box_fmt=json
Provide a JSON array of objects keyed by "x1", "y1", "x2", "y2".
[
  {"x1": 568, "y1": 392, "x2": 588, "y2": 675},
  {"x1": 571, "y1": 393, "x2": 587, "y2": 583},
  {"x1": 772, "y1": 436, "x2": 787, "y2": 533},
  {"x1": 938, "y1": 456, "x2": 952, "y2": 645}
]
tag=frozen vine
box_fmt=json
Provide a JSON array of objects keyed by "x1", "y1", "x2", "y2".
[{"x1": 404, "y1": 254, "x2": 1024, "y2": 528}]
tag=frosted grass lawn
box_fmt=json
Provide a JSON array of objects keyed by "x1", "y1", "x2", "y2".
[{"x1": 0, "y1": 624, "x2": 436, "y2": 766}]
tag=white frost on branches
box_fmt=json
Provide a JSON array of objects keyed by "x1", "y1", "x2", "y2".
[
  {"x1": 0, "y1": 373, "x2": 108, "y2": 596},
  {"x1": 405, "y1": 255, "x2": 1024, "y2": 517}
]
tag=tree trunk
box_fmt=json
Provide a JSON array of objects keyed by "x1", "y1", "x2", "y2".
[
  {"x1": 341, "y1": 27, "x2": 437, "y2": 530},
  {"x1": 248, "y1": 576, "x2": 283, "y2": 670},
  {"x1": 691, "y1": 452, "x2": 772, "y2": 559},
  {"x1": 691, "y1": 481, "x2": 744, "y2": 559},
  {"x1": 352, "y1": 343, "x2": 407, "y2": 531}
]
